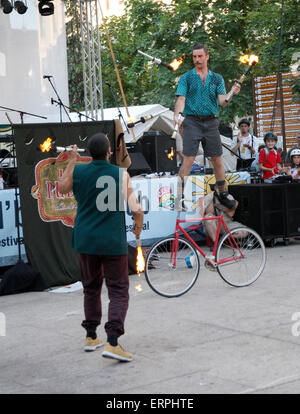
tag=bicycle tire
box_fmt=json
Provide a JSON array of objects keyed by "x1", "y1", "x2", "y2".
[
  {"x1": 145, "y1": 237, "x2": 200, "y2": 298},
  {"x1": 216, "y1": 226, "x2": 266, "y2": 287}
]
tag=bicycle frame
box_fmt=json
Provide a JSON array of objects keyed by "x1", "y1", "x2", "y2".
[{"x1": 171, "y1": 216, "x2": 244, "y2": 267}]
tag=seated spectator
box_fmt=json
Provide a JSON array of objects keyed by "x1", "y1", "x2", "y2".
[
  {"x1": 285, "y1": 131, "x2": 300, "y2": 164},
  {"x1": 230, "y1": 119, "x2": 259, "y2": 170},
  {"x1": 285, "y1": 148, "x2": 300, "y2": 179},
  {"x1": 258, "y1": 132, "x2": 283, "y2": 181},
  {"x1": 251, "y1": 144, "x2": 266, "y2": 173},
  {"x1": 198, "y1": 189, "x2": 248, "y2": 248},
  {"x1": 185, "y1": 189, "x2": 248, "y2": 269}
]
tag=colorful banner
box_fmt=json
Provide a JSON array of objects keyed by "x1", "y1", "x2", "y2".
[
  {"x1": 0, "y1": 189, "x2": 27, "y2": 266},
  {"x1": 14, "y1": 121, "x2": 116, "y2": 287}
]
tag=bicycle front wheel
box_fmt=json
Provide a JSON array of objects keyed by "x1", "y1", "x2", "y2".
[
  {"x1": 145, "y1": 237, "x2": 200, "y2": 298},
  {"x1": 216, "y1": 227, "x2": 266, "y2": 287}
]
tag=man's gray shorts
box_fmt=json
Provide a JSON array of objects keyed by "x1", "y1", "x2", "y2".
[{"x1": 182, "y1": 115, "x2": 223, "y2": 158}]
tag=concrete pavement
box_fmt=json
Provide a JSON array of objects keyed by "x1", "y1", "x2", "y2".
[{"x1": 1, "y1": 239, "x2": 300, "y2": 394}]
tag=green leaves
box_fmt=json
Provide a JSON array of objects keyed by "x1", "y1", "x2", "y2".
[{"x1": 65, "y1": 0, "x2": 299, "y2": 123}]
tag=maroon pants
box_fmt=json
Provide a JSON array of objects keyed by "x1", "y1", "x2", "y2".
[{"x1": 79, "y1": 253, "x2": 129, "y2": 338}]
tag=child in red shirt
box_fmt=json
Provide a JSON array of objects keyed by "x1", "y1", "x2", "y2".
[{"x1": 259, "y1": 132, "x2": 283, "y2": 180}]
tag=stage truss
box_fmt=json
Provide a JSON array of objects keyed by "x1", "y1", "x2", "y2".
[{"x1": 79, "y1": 0, "x2": 104, "y2": 120}]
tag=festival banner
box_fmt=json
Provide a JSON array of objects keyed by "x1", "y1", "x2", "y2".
[{"x1": 14, "y1": 121, "x2": 116, "y2": 287}]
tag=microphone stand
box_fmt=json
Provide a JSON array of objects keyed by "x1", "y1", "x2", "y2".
[
  {"x1": 51, "y1": 99, "x2": 96, "y2": 122},
  {"x1": 105, "y1": 82, "x2": 129, "y2": 134},
  {"x1": 221, "y1": 143, "x2": 244, "y2": 160},
  {"x1": 0, "y1": 105, "x2": 47, "y2": 123},
  {"x1": 44, "y1": 77, "x2": 72, "y2": 123}
]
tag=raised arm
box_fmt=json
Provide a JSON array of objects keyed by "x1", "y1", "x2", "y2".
[{"x1": 57, "y1": 145, "x2": 78, "y2": 194}]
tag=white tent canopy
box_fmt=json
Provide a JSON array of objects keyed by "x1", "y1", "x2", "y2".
[{"x1": 70, "y1": 104, "x2": 237, "y2": 171}]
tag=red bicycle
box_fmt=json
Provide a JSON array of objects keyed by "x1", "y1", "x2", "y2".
[{"x1": 145, "y1": 213, "x2": 266, "y2": 297}]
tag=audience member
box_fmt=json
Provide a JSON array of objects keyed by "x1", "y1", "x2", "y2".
[
  {"x1": 258, "y1": 132, "x2": 283, "y2": 181},
  {"x1": 230, "y1": 119, "x2": 259, "y2": 170}
]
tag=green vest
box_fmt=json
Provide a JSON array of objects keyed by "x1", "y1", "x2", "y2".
[{"x1": 72, "y1": 160, "x2": 127, "y2": 255}]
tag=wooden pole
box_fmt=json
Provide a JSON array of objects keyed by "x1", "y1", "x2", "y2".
[{"x1": 97, "y1": 1, "x2": 136, "y2": 141}]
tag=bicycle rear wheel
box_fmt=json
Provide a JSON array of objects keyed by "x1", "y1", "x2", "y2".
[
  {"x1": 216, "y1": 227, "x2": 266, "y2": 287},
  {"x1": 145, "y1": 237, "x2": 200, "y2": 298}
]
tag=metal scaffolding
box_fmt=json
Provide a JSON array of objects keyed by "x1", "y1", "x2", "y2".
[{"x1": 79, "y1": 0, "x2": 104, "y2": 120}]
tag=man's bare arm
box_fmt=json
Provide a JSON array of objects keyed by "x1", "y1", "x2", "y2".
[{"x1": 58, "y1": 146, "x2": 78, "y2": 194}]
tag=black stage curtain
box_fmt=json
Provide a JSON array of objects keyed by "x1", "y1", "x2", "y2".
[{"x1": 13, "y1": 121, "x2": 116, "y2": 288}]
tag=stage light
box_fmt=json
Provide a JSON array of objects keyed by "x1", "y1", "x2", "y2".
[
  {"x1": 1, "y1": 0, "x2": 13, "y2": 14},
  {"x1": 14, "y1": 0, "x2": 27, "y2": 14},
  {"x1": 38, "y1": 0, "x2": 54, "y2": 16}
]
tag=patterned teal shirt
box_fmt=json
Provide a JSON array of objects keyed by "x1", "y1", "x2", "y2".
[{"x1": 176, "y1": 69, "x2": 226, "y2": 116}]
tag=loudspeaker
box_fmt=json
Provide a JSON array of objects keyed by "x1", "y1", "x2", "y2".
[
  {"x1": 285, "y1": 183, "x2": 300, "y2": 236},
  {"x1": 137, "y1": 132, "x2": 177, "y2": 174},
  {"x1": 228, "y1": 183, "x2": 286, "y2": 239},
  {"x1": 127, "y1": 152, "x2": 152, "y2": 177},
  {"x1": 1, "y1": 167, "x2": 18, "y2": 187}
]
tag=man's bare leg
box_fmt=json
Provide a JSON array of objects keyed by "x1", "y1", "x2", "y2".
[
  {"x1": 175, "y1": 155, "x2": 195, "y2": 210},
  {"x1": 210, "y1": 156, "x2": 236, "y2": 209}
]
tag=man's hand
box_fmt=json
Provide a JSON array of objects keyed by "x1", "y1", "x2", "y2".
[
  {"x1": 68, "y1": 145, "x2": 78, "y2": 163},
  {"x1": 132, "y1": 222, "x2": 143, "y2": 237},
  {"x1": 231, "y1": 81, "x2": 241, "y2": 96}
]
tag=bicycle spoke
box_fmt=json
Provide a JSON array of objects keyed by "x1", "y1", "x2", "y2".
[
  {"x1": 145, "y1": 237, "x2": 200, "y2": 297},
  {"x1": 216, "y1": 227, "x2": 266, "y2": 287}
]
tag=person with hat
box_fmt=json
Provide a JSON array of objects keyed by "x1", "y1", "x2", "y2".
[{"x1": 230, "y1": 119, "x2": 259, "y2": 170}]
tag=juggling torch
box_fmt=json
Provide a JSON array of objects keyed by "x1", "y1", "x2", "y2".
[
  {"x1": 127, "y1": 108, "x2": 170, "y2": 129},
  {"x1": 136, "y1": 50, "x2": 185, "y2": 72},
  {"x1": 172, "y1": 112, "x2": 183, "y2": 139},
  {"x1": 225, "y1": 54, "x2": 259, "y2": 103},
  {"x1": 39, "y1": 138, "x2": 85, "y2": 153}
]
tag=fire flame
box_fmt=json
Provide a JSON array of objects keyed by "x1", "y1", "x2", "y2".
[
  {"x1": 40, "y1": 137, "x2": 53, "y2": 152},
  {"x1": 168, "y1": 54, "x2": 185, "y2": 71},
  {"x1": 167, "y1": 147, "x2": 174, "y2": 160},
  {"x1": 135, "y1": 284, "x2": 142, "y2": 292},
  {"x1": 239, "y1": 54, "x2": 259, "y2": 65},
  {"x1": 136, "y1": 245, "x2": 145, "y2": 274}
]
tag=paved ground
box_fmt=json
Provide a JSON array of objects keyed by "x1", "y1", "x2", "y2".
[{"x1": 1, "y1": 238, "x2": 300, "y2": 394}]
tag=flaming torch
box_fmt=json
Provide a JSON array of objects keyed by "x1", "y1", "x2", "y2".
[
  {"x1": 39, "y1": 137, "x2": 85, "y2": 153},
  {"x1": 127, "y1": 108, "x2": 170, "y2": 129},
  {"x1": 225, "y1": 54, "x2": 259, "y2": 103},
  {"x1": 136, "y1": 50, "x2": 184, "y2": 71},
  {"x1": 168, "y1": 54, "x2": 185, "y2": 71},
  {"x1": 136, "y1": 237, "x2": 145, "y2": 275}
]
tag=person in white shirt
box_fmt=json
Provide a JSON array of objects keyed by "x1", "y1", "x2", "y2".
[{"x1": 231, "y1": 119, "x2": 259, "y2": 170}]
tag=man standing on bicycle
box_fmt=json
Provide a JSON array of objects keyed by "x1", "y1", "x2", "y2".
[{"x1": 174, "y1": 43, "x2": 241, "y2": 210}]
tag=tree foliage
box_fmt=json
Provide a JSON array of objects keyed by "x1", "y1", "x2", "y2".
[{"x1": 65, "y1": 0, "x2": 299, "y2": 124}]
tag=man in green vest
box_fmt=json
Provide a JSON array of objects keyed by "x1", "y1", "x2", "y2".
[{"x1": 58, "y1": 133, "x2": 143, "y2": 362}]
